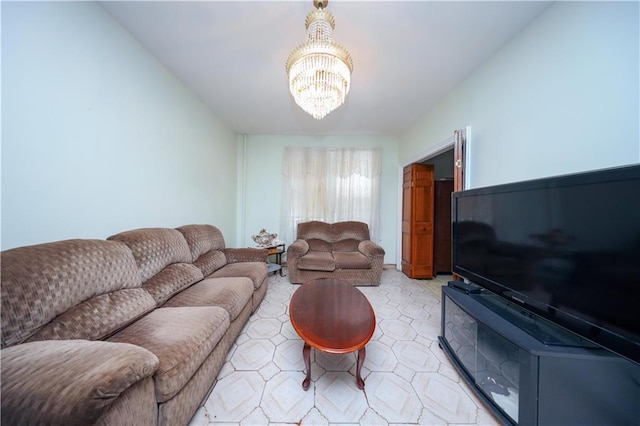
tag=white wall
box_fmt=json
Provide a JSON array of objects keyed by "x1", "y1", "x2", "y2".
[
  {"x1": 1, "y1": 2, "x2": 238, "y2": 250},
  {"x1": 401, "y1": 1, "x2": 640, "y2": 188},
  {"x1": 238, "y1": 134, "x2": 399, "y2": 262}
]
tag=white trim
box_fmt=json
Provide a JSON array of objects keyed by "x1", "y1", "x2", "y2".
[
  {"x1": 396, "y1": 166, "x2": 404, "y2": 271},
  {"x1": 403, "y1": 134, "x2": 455, "y2": 167},
  {"x1": 237, "y1": 133, "x2": 249, "y2": 246},
  {"x1": 464, "y1": 125, "x2": 473, "y2": 189}
]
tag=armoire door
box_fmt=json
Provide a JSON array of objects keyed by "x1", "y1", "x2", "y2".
[
  {"x1": 434, "y1": 179, "x2": 454, "y2": 274},
  {"x1": 402, "y1": 163, "x2": 435, "y2": 279}
]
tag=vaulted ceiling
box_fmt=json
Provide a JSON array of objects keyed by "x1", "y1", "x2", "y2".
[{"x1": 100, "y1": 1, "x2": 551, "y2": 136}]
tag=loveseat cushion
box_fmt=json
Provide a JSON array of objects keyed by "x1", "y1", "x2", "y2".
[
  {"x1": 297, "y1": 251, "x2": 336, "y2": 272},
  {"x1": 297, "y1": 221, "x2": 332, "y2": 240},
  {"x1": 1, "y1": 340, "x2": 158, "y2": 426},
  {"x1": 1, "y1": 239, "x2": 142, "y2": 348},
  {"x1": 107, "y1": 306, "x2": 229, "y2": 403},
  {"x1": 163, "y1": 277, "x2": 253, "y2": 321},
  {"x1": 307, "y1": 238, "x2": 332, "y2": 252},
  {"x1": 332, "y1": 239, "x2": 361, "y2": 252},
  {"x1": 331, "y1": 221, "x2": 371, "y2": 240},
  {"x1": 333, "y1": 252, "x2": 372, "y2": 269}
]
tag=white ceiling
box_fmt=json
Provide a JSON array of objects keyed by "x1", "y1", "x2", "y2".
[{"x1": 99, "y1": 1, "x2": 552, "y2": 136}]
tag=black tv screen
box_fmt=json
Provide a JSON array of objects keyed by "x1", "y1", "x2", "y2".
[{"x1": 452, "y1": 164, "x2": 640, "y2": 365}]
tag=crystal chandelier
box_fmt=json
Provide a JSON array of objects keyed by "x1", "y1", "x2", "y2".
[{"x1": 286, "y1": 0, "x2": 354, "y2": 120}]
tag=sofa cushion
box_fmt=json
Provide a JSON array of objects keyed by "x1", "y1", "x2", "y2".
[
  {"x1": 1, "y1": 239, "x2": 142, "y2": 348},
  {"x1": 224, "y1": 248, "x2": 269, "y2": 263},
  {"x1": 108, "y1": 228, "x2": 204, "y2": 306},
  {"x1": 163, "y1": 277, "x2": 253, "y2": 321},
  {"x1": 176, "y1": 224, "x2": 226, "y2": 260},
  {"x1": 209, "y1": 262, "x2": 267, "y2": 291},
  {"x1": 177, "y1": 224, "x2": 228, "y2": 276},
  {"x1": 297, "y1": 251, "x2": 336, "y2": 272},
  {"x1": 192, "y1": 250, "x2": 227, "y2": 277},
  {"x1": 27, "y1": 289, "x2": 156, "y2": 342},
  {"x1": 94, "y1": 377, "x2": 157, "y2": 426},
  {"x1": 333, "y1": 252, "x2": 372, "y2": 269},
  {"x1": 332, "y1": 239, "x2": 361, "y2": 252},
  {"x1": 307, "y1": 238, "x2": 331, "y2": 252},
  {"x1": 107, "y1": 228, "x2": 192, "y2": 283},
  {"x1": 142, "y1": 263, "x2": 204, "y2": 306},
  {"x1": 108, "y1": 306, "x2": 229, "y2": 403},
  {"x1": 0, "y1": 340, "x2": 158, "y2": 426}
]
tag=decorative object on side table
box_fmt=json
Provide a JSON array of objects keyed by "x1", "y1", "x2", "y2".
[
  {"x1": 252, "y1": 228, "x2": 278, "y2": 247},
  {"x1": 251, "y1": 229, "x2": 286, "y2": 276}
]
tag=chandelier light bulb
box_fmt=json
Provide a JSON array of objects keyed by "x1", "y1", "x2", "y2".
[{"x1": 286, "y1": 0, "x2": 354, "y2": 120}]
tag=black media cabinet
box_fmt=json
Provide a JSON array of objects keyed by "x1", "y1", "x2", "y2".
[{"x1": 439, "y1": 283, "x2": 640, "y2": 425}]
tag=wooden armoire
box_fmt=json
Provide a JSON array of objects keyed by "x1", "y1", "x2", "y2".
[{"x1": 401, "y1": 164, "x2": 434, "y2": 278}]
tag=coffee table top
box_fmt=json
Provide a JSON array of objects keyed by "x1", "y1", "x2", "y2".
[{"x1": 289, "y1": 278, "x2": 376, "y2": 354}]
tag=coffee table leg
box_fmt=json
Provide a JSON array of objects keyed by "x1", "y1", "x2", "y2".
[
  {"x1": 302, "y1": 342, "x2": 311, "y2": 391},
  {"x1": 356, "y1": 347, "x2": 366, "y2": 390}
]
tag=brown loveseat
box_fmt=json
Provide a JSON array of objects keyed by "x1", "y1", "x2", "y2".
[
  {"x1": 0, "y1": 224, "x2": 268, "y2": 426},
  {"x1": 286, "y1": 221, "x2": 385, "y2": 285}
]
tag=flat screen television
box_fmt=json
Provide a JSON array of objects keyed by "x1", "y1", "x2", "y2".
[{"x1": 452, "y1": 164, "x2": 640, "y2": 365}]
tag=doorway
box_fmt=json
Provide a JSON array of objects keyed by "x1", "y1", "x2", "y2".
[
  {"x1": 398, "y1": 127, "x2": 467, "y2": 276},
  {"x1": 421, "y1": 150, "x2": 454, "y2": 275}
]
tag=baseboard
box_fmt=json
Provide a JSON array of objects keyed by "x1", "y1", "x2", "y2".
[{"x1": 283, "y1": 262, "x2": 397, "y2": 270}]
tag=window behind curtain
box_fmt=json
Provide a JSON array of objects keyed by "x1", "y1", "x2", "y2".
[{"x1": 280, "y1": 147, "x2": 381, "y2": 243}]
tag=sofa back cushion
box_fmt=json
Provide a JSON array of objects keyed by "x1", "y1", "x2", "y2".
[
  {"x1": 331, "y1": 221, "x2": 371, "y2": 242},
  {"x1": 108, "y1": 228, "x2": 204, "y2": 306},
  {"x1": 176, "y1": 224, "x2": 227, "y2": 276},
  {"x1": 297, "y1": 221, "x2": 332, "y2": 241},
  {"x1": 1, "y1": 239, "x2": 152, "y2": 348},
  {"x1": 297, "y1": 221, "x2": 372, "y2": 253},
  {"x1": 307, "y1": 238, "x2": 332, "y2": 252}
]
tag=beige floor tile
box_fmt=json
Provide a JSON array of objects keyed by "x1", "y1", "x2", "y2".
[
  {"x1": 261, "y1": 371, "x2": 314, "y2": 422},
  {"x1": 205, "y1": 371, "x2": 264, "y2": 422},
  {"x1": 194, "y1": 269, "x2": 497, "y2": 425},
  {"x1": 363, "y1": 371, "x2": 423, "y2": 423},
  {"x1": 315, "y1": 372, "x2": 369, "y2": 422}
]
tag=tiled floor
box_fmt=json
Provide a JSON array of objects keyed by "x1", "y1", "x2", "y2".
[{"x1": 189, "y1": 268, "x2": 500, "y2": 425}]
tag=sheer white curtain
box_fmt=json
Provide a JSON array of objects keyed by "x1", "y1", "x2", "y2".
[{"x1": 280, "y1": 147, "x2": 381, "y2": 243}]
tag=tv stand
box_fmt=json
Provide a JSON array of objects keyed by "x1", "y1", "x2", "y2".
[{"x1": 439, "y1": 284, "x2": 640, "y2": 425}]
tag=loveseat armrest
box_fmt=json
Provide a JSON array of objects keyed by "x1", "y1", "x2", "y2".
[
  {"x1": 1, "y1": 340, "x2": 159, "y2": 426},
  {"x1": 286, "y1": 240, "x2": 309, "y2": 259},
  {"x1": 358, "y1": 240, "x2": 385, "y2": 258},
  {"x1": 224, "y1": 248, "x2": 269, "y2": 264}
]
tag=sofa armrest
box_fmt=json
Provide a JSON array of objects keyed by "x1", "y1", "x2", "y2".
[
  {"x1": 358, "y1": 240, "x2": 385, "y2": 258},
  {"x1": 1, "y1": 340, "x2": 159, "y2": 426},
  {"x1": 286, "y1": 240, "x2": 309, "y2": 259},
  {"x1": 224, "y1": 248, "x2": 268, "y2": 264}
]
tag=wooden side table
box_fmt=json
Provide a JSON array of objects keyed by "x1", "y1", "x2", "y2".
[{"x1": 264, "y1": 243, "x2": 285, "y2": 276}]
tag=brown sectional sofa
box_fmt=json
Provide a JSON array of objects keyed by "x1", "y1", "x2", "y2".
[
  {"x1": 286, "y1": 221, "x2": 385, "y2": 285},
  {"x1": 0, "y1": 224, "x2": 268, "y2": 426}
]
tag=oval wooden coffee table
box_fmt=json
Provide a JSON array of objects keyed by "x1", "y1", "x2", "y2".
[{"x1": 289, "y1": 278, "x2": 376, "y2": 390}]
